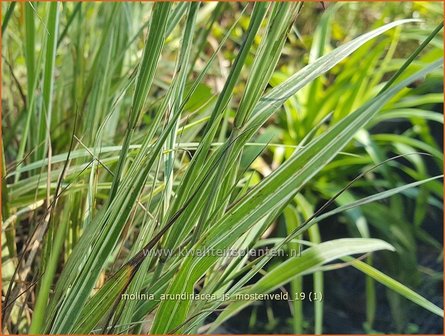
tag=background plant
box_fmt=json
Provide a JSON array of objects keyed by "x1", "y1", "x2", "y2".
[{"x1": 1, "y1": 2, "x2": 443, "y2": 334}]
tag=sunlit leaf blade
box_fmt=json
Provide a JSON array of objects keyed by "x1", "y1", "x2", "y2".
[
  {"x1": 210, "y1": 238, "x2": 395, "y2": 330},
  {"x1": 346, "y1": 257, "x2": 444, "y2": 317}
]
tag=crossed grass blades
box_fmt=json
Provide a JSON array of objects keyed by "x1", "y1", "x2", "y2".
[{"x1": 1, "y1": 2, "x2": 443, "y2": 334}]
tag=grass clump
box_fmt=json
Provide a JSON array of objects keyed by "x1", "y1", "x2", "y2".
[{"x1": 1, "y1": 2, "x2": 443, "y2": 334}]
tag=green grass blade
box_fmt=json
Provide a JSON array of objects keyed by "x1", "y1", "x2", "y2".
[
  {"x1": 36, "y1": 2, "x2": 59, "y2": 161},
  {"x1": 1, "y1": 2, "x2": 16, "y2": 35},
  {"x1": 71, "y1": 265, "x2": 136, "y2": 334},
  {"x1": 345, "y1": 257, "x2": 444, "y2": 317},
  {"x1": 210, "y1": 238, "x2": 395, "y2": 330},
  {"x1": 57, "y1": 3, "x2": 81, "y2": 45}
]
